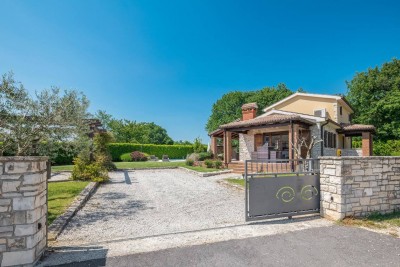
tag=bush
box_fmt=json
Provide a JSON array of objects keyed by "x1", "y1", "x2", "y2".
[
  {"x1": 193, "y1": 137, "x2": 206, "y2": 153},
  {"x1": 204, "y1": 159, "x2": 214, "y2": 168},
  {"x1": 71, "y1": 157, "x2": 109, "y2": 183},
  {"x1": 130, "y1": 151, "x2": 148, "y2": 161},
  {"x1": 187, "y1": 153, "x2": 199, "y2": 161},
  {"x1": 120, "y1": 153, "x2": 133, "y2": 162},
  {"x1": 186, "y1": 159, "x2": 194, "y2": 166},
  {"x1": 108, "y1": 143, "x2": 204, "y2": 161},
  {"x1": 198, "y1": 152, "x2": 213, "y2": 161},
  {"x1": 214, "y1": 160, "x2": 223, "y2": 169}
]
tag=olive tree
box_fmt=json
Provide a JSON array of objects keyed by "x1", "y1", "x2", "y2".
[{"x1": 0, "y1": 72, "x2": 90, "y2": 156}]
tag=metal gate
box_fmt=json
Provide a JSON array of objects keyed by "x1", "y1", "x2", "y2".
[{"x1": 245, "y1": 159, "x2": 320, "y2": 221}]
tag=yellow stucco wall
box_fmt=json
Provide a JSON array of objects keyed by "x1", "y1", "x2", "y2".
[{"x1": 272, "y1": 95, "x2": 352, "y2": 124}]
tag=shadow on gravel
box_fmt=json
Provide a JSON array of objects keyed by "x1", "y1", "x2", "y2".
[
  {"x1": 67, "y1": 196, "x2": 154, "y2": 226},
  {"x1": 38, "y1": 246, "x2": 108, "y2": 267}
]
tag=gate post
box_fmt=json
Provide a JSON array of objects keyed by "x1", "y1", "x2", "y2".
[{"x1": 0, "y1": 157, "x2": 48, "y2": 266}]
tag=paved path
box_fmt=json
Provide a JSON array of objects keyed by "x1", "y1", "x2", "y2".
[{"x1": 40, "y1": 225, "x2": 400, "y2": 266}]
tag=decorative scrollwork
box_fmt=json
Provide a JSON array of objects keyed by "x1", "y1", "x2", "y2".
[
  {"x1": 301, "y1": 185, "x2": 318, "y2": 200},
  {"x1": 275, "y1": 186, "x2": 295, "y2": 203}
]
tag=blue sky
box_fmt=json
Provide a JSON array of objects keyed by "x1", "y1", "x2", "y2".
[{"x1": 0, "y1": 0, "x2": 399, "y2": 142}]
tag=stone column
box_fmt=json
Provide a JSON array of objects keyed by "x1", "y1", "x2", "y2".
[
  {"x1": 210, "y1": 136, "x2": 218, "y2": 158},
  {"x1": 225, "y1": 131, "x2": 232, "y2": 164},
  {"x1": 0, "y1": 157, "x2": 48, "y2": 267},
  {"x1": 362, "y1": 132, "x2": 373, "y2": 156}
]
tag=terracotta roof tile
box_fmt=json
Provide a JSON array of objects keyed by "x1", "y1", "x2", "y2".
[
  {"x1": 340, "y1": 124, "x2": 376, "y2": 132},
  {"x1": 220, "y1": 114, "x2": 310, "y2": 129}
]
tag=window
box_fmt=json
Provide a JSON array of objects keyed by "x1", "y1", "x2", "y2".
[
  {"x1": 324, "y1": 130, "x2": 337, "y2": 148},
  {"x1": 339, "y1": 106, "x2": 343, "y2": 116}
]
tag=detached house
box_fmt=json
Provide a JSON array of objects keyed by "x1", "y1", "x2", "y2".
[{"x1": 209, "y1": 93, "x2": 375, "y2": 171}]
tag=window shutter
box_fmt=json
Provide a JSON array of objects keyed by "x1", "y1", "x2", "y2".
[{"x1": 254, "y1": 134, "x2": 263, "y2": 151}]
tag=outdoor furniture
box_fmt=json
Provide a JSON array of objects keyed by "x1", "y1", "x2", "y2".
[{"x1": 162, "y1": 155, "x2": 169, "y2": 162}]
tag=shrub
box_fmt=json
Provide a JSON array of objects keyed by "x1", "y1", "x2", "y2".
[
  {"x1": 71, "y1": 132, "x2": 115, "y2": 182},
  {"x1": 214, "y1": 160, "x2": 223, "y2": 169},
  {"x1": 198, "y1": 152, "x2": 213, "y2": 161},
  {"x1": 187, "y1": 153, "x2": 200, "y2": 162},
  {"x1": 108, "y1": 143, "x2": 204, "y2": 161},
  {"x1": 120, "y1": 153, "x2": 132, "y2": 162},
  {"x1": 193, "y1": 137, "x2": 206, "y2": 153},
  {"x1": 186, "y1": 159, "x2": 194, "y2": 166},
  {"x1": 93, "y1": 133, "x2": 116, "y2": 171},
  {"x1": 130, "y1": 151, "x2": 148, "y2": 161},
  {"x1": 71, "y1": 157, "x2": 109, "y2": 183},
  {"x1": 204, "y1": 159, "x2": 214, "y2": 168}
]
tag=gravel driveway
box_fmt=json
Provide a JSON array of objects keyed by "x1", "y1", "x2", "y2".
[{"x1": 56, "y1": 169, "x2": 243, "y2": 245}]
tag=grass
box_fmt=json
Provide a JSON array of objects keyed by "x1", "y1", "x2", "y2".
[
  {"x1": 340, "y1": 211, "x2": 400, "y2": 234},
  {"x1": 51, "y1": 165, "x2": 74, "y2": 172},
  {"x1": 184, "y1": 166, "x2": 221, "y2": 172},
  {"x1": 48, "y1": 181, "x2": 90, "y2": 225},
  {"x1": 114, "y1": 161, "x2": 185, "y2": 169},
  {"x1": 52, "y1": 161, "x2": 223, "y2": 173},
  {"x1": 225, "y1": 178, "x2": 245, "y2": 187}
]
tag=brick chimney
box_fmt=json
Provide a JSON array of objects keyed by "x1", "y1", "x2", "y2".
[{"x1": 242, "y1": 102, "x2": 258, "y2": 121}]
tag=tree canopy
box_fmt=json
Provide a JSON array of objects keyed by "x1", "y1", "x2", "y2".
[
  {"x1": 0, "y1": 72, "x2": 90, "y2": 155},
  {"x1": 205, "y1": 84, "x2": 294, "y2": 133},
  {"x1": 96, "y1": 110, "x2": 174, "y2": 144},
  {"x1": 346, "y1": 58, "x2": 400, "y2": 140}
]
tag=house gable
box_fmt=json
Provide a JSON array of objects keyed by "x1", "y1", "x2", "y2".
[{"x1": 263, "y1": 93, "x2": 353, "y2": 124}]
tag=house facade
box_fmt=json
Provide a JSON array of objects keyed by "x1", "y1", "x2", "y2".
[{"x1": 209, "y1": 93, "x2": 375, "y2": 169}]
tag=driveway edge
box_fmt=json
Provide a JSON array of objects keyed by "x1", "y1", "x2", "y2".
[
  {"x1": 178, "y1": 167, "x2": 233, "y2": 177},
  {"x1": 48, "y1": 181, "x2": 99, "y2": 241}
]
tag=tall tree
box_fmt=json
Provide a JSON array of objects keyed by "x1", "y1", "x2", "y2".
[
  {"x1": 346, "y1": 58, "x2": 400, "y2": 140},
  {"x1": 205, "y1": 84, "x2": 293, "y2": 133},
  {"x1": 0, "y1": 72, "x2": 90, "y2": 155},
  {"x1": 95, "y1": 111, "x2": 174, "y2": 144}
]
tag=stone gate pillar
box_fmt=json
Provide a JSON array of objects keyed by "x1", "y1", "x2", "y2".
[{"x1": 0, "y1": 157, "x2": 48, "y2": 267}]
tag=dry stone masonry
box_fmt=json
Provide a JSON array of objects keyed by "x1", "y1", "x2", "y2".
[
  {"x1": 0, "y1": 157, "x2": 48, "y2": 267},
  {"x1": 320, "y1": 157, "x2": 400, "y2": 220}
]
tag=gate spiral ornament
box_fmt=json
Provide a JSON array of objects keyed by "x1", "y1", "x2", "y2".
[
  {"x1": 275, "y1": 186, "x2": 295, "y2": 203},
  {"x1": 300, "y1": 185, "x2": 318, "y2": 200}
]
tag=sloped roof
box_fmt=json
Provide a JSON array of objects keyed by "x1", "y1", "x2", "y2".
[
  {"x1": 220, "y1": 114, "x2": 312, "y2": 130},
  {"x1": 339, "y1": 124, "x2": 376, "y2": 132}
]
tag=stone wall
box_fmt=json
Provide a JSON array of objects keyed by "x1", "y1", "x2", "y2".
[
  {"x1": 320, "y1": 157, "x2": 400, "y2": 220},
  {"x1": 239, "y1": 133, "x2": 254, "y2": 161},
  {"x1": 341, "y1": 149, "x2": 362, "y2": 157},
  {"x1": 0, "y1": 157, "x2": 48, "y2": 267}
]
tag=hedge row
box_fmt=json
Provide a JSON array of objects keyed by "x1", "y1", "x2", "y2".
[
  {"x1": 352, "y1": 139, "x2": 400, "y2": 156},
  {"x1": 107, "y1": 143, "x2": 206, "y2": 161}
]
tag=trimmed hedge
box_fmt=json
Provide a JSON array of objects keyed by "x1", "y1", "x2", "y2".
[{"x1": 108, "y1": 143, "x2": 205, "y2": 161}]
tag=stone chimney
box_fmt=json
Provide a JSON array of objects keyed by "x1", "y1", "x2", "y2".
[{"x1": 242, "y1": 102, "x2": 258, "y2": 121}]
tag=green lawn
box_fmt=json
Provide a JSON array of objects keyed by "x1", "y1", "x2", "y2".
[
  {"x1": 48, "y1": 181, "x2": 89, "y2": 225},
  {"x1": 225, "y1": 178, "x2": 245, "y2": 187},
  {"x1": 114, "y1": 161, "x2": 185, "y2": 169},
  {"x1": 184, "y1": 166, "x2": 221, "y2": 172},
  {"x1": 52, "y1": 161, "x2": 223, "y2": 173},
  {"x1": 51, "y1": 165, "x2": 74, "y2": 172}
]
